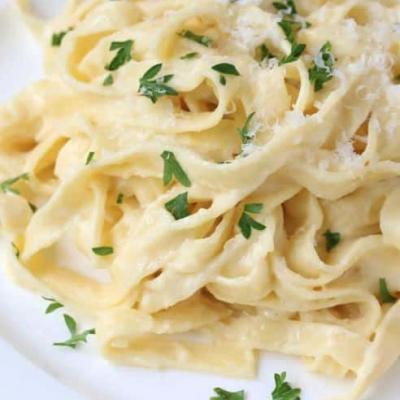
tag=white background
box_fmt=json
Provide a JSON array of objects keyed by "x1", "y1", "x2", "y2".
[{"x1": 0, "y1": 1, "x2": 399, "y2": 399}]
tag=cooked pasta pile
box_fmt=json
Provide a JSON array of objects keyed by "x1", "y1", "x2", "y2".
[{"x1": 3, "y1": 0, "x2": 400, "y2": 398}]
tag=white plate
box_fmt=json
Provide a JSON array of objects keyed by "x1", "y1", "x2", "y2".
[{"x1": 0, "y1": 1, "x2": 399, "y2": 399}]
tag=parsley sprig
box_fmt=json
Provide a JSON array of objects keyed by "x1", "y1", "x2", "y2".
[
  {"x1": 256, "y1": 44, "x2": 276, "y2": 64},
  {"x1": 212, "y1": 63, "x2": 240, "y2": 76},
  {"x1": 106, "y1": 40, "x2": 134, "y2": 71},
  {"x1": 116, "y1": 193, "x2": 124, "y2": 204},
  {"x1": 272, "y1": 372, "x2": 301, "y2": 400},
  {"x1": 161, "y1": 151, "x2": 191, "y2": 187},
  {"x1": 51, "y1": 28, "x2": 73, "y2": 47},
  {"x1": 323, "y1": 230, "x2": 341, "y2": 252},
  {"x1": 42, "y1": 297, "x2": 64, "y2": 314},
  {"x1": 165, "y1": 192, "x2": 190, "y2": 220},
  {"x1": 309, "y1": 41, "x2": 335, "y2": 91},
  {"x1": 53, "y1": 314, "x2": 95, "y2": 349},
  {"x1": 12, "y1": 242, "x2": 20, "y2": 258},
  {"x1": 179, "y1": 30, "x2": 213, "y2": 47},
  {"x1": 85, "y1": 151, "x2": 95, "y2": 165},
  {"x1": 278, "y1": 20, "x2": 306, "y2": 65},
  {"x1": 238, "y1": 203, "x2": 266, "y2": 239},
  {"x1": 379, "y1": 278, "x2": 397, "y2": 304},
  {"x1": 273, "y1": 0, "x2": 297, "y2": 16},
  {"x1": 211, "y1": 387, "x2": 245, "y2": 400},
  {"x1": 212, "y1": 63, "x2": 240, "y2": 86},
  {"x1": 0, "y1": 173, "x2": 29, "y2": 195},
  {"x1": 238, "y1": 112, "x2": 256, "y2": 144},
  {"x1": 181, "y1": 52, "x2": 199, "y2": 60},
  {"x1": 92, "y1": 246, "x2": 114, "y2": 256},
  {"x1": 138, "y1": 64, "x2": 178, "y2": 103}
]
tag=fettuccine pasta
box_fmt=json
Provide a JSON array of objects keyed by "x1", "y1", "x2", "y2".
[{"x1": 3, "y1": 0, "x2": 400, "y2": 398}]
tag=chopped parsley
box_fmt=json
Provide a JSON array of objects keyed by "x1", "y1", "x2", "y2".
[
  {"x1": 212, "y1": 63, "x2": 240, "y2": 76},
  {"x1": 278, "y1": 19, "x2": 298, "y2": 45},
  {"x1": 12, "y1": 242, "x2": 20, "y2": 258},
  {"x1": 178, "y1": 30, "x2": 213, "y2": 47},
  {"x1": 256, "y1": 44, "x2": 276, "y2": 63},
  {"x1": 53, "y1": 314, "x2": 95, "y2": 349},
  {"x1": 165, "y1": 192, "x2": 189, "y2": 220},
  {"x1": 85, "y1": 151, "x2": 95, "y2": 165},
  {"x1": 103, "y1": 74, "x2": 114, "y2": 86},
  {"x1": 116, "y1": 193, "x2": 124, "y2": 204},
  {"x1": 273, "y1": 0, "x2": 297, "y2": 16},
  {"x1": 42, "y1": 297, "x2": 64, "y2": 314},
  {"x1": 138, "y1": 64, "x2": 178, "y2": 103},
  {"x1": 210, "y1": 387, "x2": 245, "y2": 400},
  {"x1": 309, "y1": 41, "x2": 335, "y2": 91},
  {"x1": 379, "y1": 278, "x2": 397, "y2": 304},
  {"x1": 29, "y1": 202, "x2": 37, "y2": 213},
  {"x1": 238, "y1": 112, "x2": 256, "y2": 144},
  {"x1": 161, "y1": 151, "x2": 191, "y2": 187},
  {"x1": 92, "y1": 246, "x2": 114, "y2": 256},
  {"x1": 280, "y1": 42, "x2": 305, "y2": 65},
  {"x1": 51, "y1": 28, "x2": 72, "y2": 47},
  {"x1": 180, "y1": 52, "x2": 200, "y2": 60},
  {"x1": 271, "y1": 372, "x2": 301, "y2": 400},
  {"x1": 278, "y1": 20, "x2": 306, "y2": 65},
  {"x1": 212, "y1": 63, "x2": 240, "y2": 86},
  {"x1": 238, "y1": 203, "x2": 266, "y2": 239},
  {"x1": 0, "y1": 173, "x2": 29, "y2": 195},
  {"x1": 105, "y1": 40, "x2": 134, "y2": 71},
  {"x1": 323, "y1": 230, "x2": 341, "y2": 252}
]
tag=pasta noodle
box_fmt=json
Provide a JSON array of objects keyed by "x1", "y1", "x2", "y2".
[{"x1": 3, "y1": 0, "x2": 400, "y2": 398}]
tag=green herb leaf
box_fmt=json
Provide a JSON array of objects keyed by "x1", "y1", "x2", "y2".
[
  {"x1": 142, "y1": 64, "x2": 163, "y2": 81},
  {"x1": 272, "y1": 372, "x2": 301, "y2": 400},
  {"x1": 210, "y1": 387, "x2": 245, "y2": 400},
  {"x1": 103, "y1": 74, "x2": 114, "y2": 86},
  {"x1": 280, "y1": 42, "x2": 306, "y2": 65},
  {"x1": 277, "y1": 20, "x2": 306, "y2": 65},
  {"x1": 42, "y1": 297, "x2": 64, "y2": 314},
  {"x1": 180, "y1": 52, "x2": 199, "y2": 60},
  {"x1": 29, "y1": 202, "x2": 37, "y2": 213},
  {"x1": 12, "y1": 242, "x2": 20, "y2": 258},
  {"x1": 238, "y1": 112, "x2": 256, "y2": 144},
  {"x1": 105, "y1": 40, "x2": 134, "y2": 71},
  {"x1": 238, "y1": 203, "x2": 266, "y2": 239},
  {"x1": 51, "y1": 28, "x2": 72, "y2": 47},
  {"x1": 138, "y1": 64, "x2": 178, "y2": 103},
  {"x1": 244, "y1": 203, "x2": 263, "y2": 213},
  {"x1": 178, "y1": 30, "x2": 213, "y2": 47},
  {"x1": 161, "y1": 151, "x2": 192, "y2": 187},
  {"x1": 212, "y1": 63, "x2": 240, "y2": 76},
  {"x1": 0, "y1": 173, "x2": 29, "y2": 195},
  {"x1": 92, "y1": 246, "x2": 114, "y2": 256},
  {"x1": 309, "y1": 41, "x2": 335, "y2": 91},
  {"x1": 53, "y1": 314, "x2": 95, "y2": 349},
  {"x1": 85, "y1": 151, "x2": 95, "y2": 165},
  {"x1": 379, "y1": 278, "x2": 397, "y2": 304},
  {"x1": 256, "y1": 44, "x2": 276, "y2": 63},
  {"x1": 273, "y1": 0, "x2": 297, "y2": 16},
  {"x1": 219, "y1": 75, "x2": 227, "y2": 85},
  {"x1": 165, "y1": 192, "x2": 189, "y2": 220},
  {"x1": 323, "y1": 230, "x2": 341, "y2": 252},
  {"x1": 278, "y1": 20, "x2": 298, "y2": 44},
  {"x1": 116, "y1": 193, "x2": 124, "y2": 204}
]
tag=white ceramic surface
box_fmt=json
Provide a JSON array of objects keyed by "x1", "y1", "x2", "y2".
[{"x1": 0, "y1": 1, "x2": 398, "y2": 399}]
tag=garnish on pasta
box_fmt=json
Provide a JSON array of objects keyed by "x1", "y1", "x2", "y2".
[
  {"x1": 309, "y1": 41, "x2": 335, "y2": 91},
  {"x1": 53, "y1": 314, "x2": 95, "y2": 349},
  {"x1": 138, "y1": 64, "x2": 178, "y2": 103},
  {"x1": 161, "y1": 151, "x2": 192, "y2": 187},
  {"x1": 165, "y1": 192, "x2": 190, "y2": 220}
]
